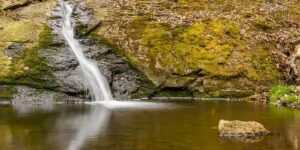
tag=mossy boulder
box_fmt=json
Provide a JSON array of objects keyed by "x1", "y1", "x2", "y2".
[
  {"x1": 0, "y1": 0, "x2": 56, "y2": 93},
  {"x1": 0, "y1": 22, "x2": 53, "y2": 88},
  {"x1": 86, "y1": 0, "x2": 286, "y2": 98}
]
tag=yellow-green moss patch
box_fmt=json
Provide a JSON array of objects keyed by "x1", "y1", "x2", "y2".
[
  {"x1": 0, "y1": 85, "x2": 15, "y2": 100},
  {"x1": 124, "y1": 18, "x2": 278, "y2": 81},
  {"x1": 0, "y1": 24, "x2": 53, "y2": 88},
  {"x1": 0, "y1": 21, "x2": 41, "y2": 43}
]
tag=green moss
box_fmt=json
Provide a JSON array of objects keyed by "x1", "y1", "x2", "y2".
[
  {"x1": 9, "y1": 46, "x2": 50, "y2": 80},
  {"x1": 75, "y1": 24, "x2": 89, "y2": 37},
  {"x1": 255, "y1": 21, "x2": 273, "y2": 31},
  {"x1": 0, "y1": 43, "x2": 12, "y2": 78},
  {"x1": 125, "y1": 18, "x2": 277, "y2": 80},
  {"x1": 38, "y1": 25, "x2": 53, "y2": 47},
  {"x1": 0, "y1": 85, "x2": 15, "y2": 100},
  {"x1": 0, "y1": 24, "x2": 54, "y2": 89},
  {"x1": 154, "y1": 88, "x2": 193, "y2": 97},
  {"x1": 0, "y1": 21, "x2": 41, "y2": 43},
  {"x1": 250, "y1": 46, "x2": 278, "y2": 81},
  {"x1": 269, "y1": 86, "x2": 299, "y2": 103},
  {"x1": 225, "y1": 21, "x2": 241, "y2": 37}
]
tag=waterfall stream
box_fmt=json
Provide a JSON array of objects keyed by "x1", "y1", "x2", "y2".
[{"x1": 61, "y1": 1, "x2": 113, "y2": 101}]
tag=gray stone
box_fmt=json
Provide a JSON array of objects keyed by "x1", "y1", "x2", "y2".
[
  {"x1": 11, "y1": 86, "x2": 84, "y2": 104},
  {"x1": 41, "y1": 1, "x2": 142, "y2": 100},
  {"x1": 5, "y1": 43, "x2": 26, "y2": 57}
]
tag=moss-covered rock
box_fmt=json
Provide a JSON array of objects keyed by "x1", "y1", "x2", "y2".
[
  {"x1": 0, "y1": 85, "x2": 15, "y2": 100},
  {"x1": 0, "y1": 0, "x2": 56, "y2": 96},
  {"x1": 0, "y1": 23, "x2": 53, "y2": 88},
  {"x1": 85, "y1": 0, "x2": 289, "y2": 98},
  {"x1": 0, "y1": 0, "x2": 297, "y2": 100},
  {"x1": 0, "y1": 21, "x2": 41, "y2": 43}
]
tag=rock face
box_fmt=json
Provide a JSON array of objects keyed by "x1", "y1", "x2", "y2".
[
  {"x1": 0, "y1": 0, "x2": 154, "y2": 102},
  {"x1": 46, "y1": 1, "x2": 152, "y2": 100},
  {"x1": 0, "y1": 0, "x2": 299, "y2": 101},
  {"x1": 218, "y1": 120, "x2": 270, "y2": 138},
  {"x1": 83, "y1": 0, "x2": 300, "y2": 98}
]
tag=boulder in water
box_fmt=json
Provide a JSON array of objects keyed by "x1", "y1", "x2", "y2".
[{"x1": 218, "y1": 120, "x2": 270, "y2": 138}]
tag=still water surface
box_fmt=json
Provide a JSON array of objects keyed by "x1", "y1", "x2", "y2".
[{"x1": 0, "y1": 101, "x2": 300, "y2": 150}]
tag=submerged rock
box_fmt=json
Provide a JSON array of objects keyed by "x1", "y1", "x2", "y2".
[{"x1": 218, "y1": 120, "x2": 270, "y2": 138}]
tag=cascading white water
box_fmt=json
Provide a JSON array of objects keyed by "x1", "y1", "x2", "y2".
[{"x1": 61, "y1": 1, "x2": 113, "y2": 101}]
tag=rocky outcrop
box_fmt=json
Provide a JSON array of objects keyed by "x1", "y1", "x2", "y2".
[
  {"x1": 11, "y1": 86, "x2": 84, "y2": 104},
  {"x1": 0, "y1": 0, "x2": 299, "y2": 101},
  {"x1": 0, "y1": 0, "x2": 155, "y2": 102},
  {"x1": 46, "y1": 1, "x2": 153, "y2": 100},
  {"x1": 218, "y1": 120, "x2": 270, "y2": 138},
  {"x1": 82, "y1": 0, "x2": 300, "y2": 98},
  {"x1": 0, "y1": 0, "x2": 58, "y2": 100}
]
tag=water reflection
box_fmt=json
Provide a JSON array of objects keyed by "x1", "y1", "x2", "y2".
[
  {"x1": 66, "y1": 105, "x2": 111, "y2": 150},
  {"x1": 51, "y1": 104, "x2": 111, "y2": 150},
  {"x1": 52, "y1": 101, "x2": 171, "y2": 150},
  {"x1": 1, "y1": 101, "x2": 300, "y2": 150},
  {"x1": 12, "y1": 102, "x2": 54, "y2": 115}
]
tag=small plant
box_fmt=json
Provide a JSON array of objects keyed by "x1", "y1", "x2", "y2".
[
  {"x1": 269, "y1": 85, "x2": 299, "y2": 103},
  {"x1": 255, "y1": 22, "x2": 273, "y2": 31},
  {"x1": 0, "y1": 85, "x2": 15, "y2": 100}
]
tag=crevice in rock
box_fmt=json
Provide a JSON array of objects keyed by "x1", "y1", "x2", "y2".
[{"x1": 2, "y1": 1, "x2": 31, "y2": 11}]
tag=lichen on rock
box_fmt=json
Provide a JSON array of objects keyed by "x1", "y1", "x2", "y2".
[{"x1": 218, "y1": 119, "x2": 270, "y2": 138}]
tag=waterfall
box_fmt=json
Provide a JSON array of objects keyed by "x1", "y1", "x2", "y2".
[{"x1": 61, "y1": 1, "x2": 113, "y2": 101}]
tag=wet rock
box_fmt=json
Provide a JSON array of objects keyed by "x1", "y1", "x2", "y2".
[
  {"x1": 11, "y1": 86, "x2": 84, "y2": 104},
  {"x1": 80, "y1": 39, "x2": 111, "y2": 58},
  {"x1": 10, "y1": 86, "x2": 84, "y2": 114},
  {"x1": 43, "y1": 1, "x2": 141, "y2": 99},
  {"x1": 218, "y1": 120, "x2": 270, "y2": 138},
  {"x1": 53, "y1": 66, "x2": 85, "y2": 94},
  {"x1": 4, "y1": 43, "x2": 26, "y2": 57},
  {"x1": 276, "y1": 100, "x2": 287, "y2": 107},
  {"x1": 0, "y1": 0, "x2": 148, "y2": 102},
  {"x1": 112, "y1": 74, "x2": 138, "y2": 99}
]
